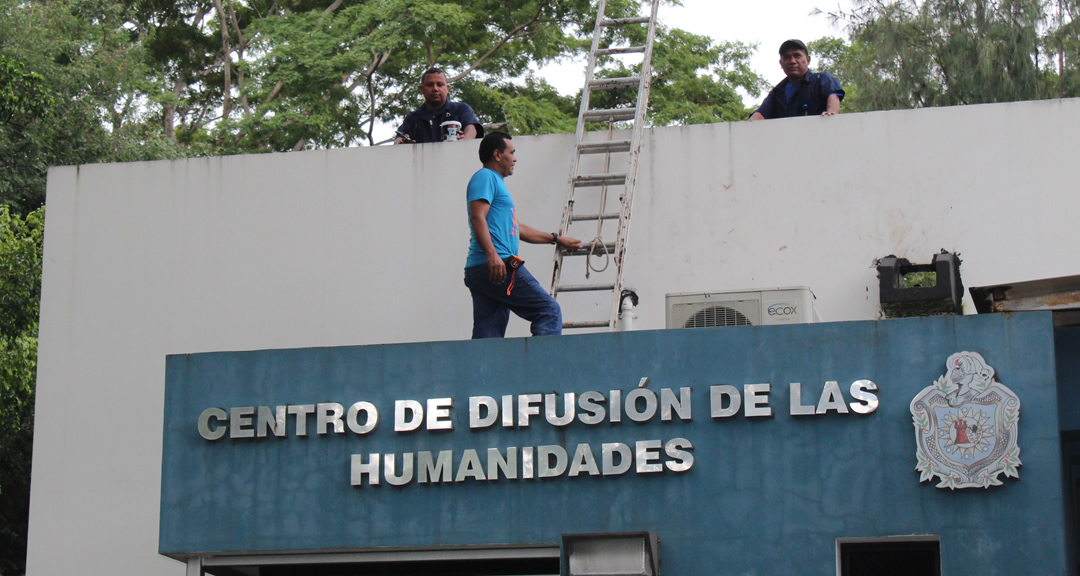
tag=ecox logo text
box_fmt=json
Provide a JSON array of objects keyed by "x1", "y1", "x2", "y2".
[{"x1": 767, "y1": 303, "x2": 798, "y2": 316}]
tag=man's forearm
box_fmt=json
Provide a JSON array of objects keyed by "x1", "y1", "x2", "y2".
[
  {"x1": 519, "y1": 223, "x2": 557, "y2": 244},
  {"x1": 824, "y1": 94, "x2": 840, "y2": 116},
  {"x1": 462, "y1": 124, "x2": 478, "y2": 140}
]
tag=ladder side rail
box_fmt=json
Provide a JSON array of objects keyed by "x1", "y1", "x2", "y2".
[
  {"x1": 573, "y1": 0, "x2": 609, "y2": 149},
  {"x1": 606, "y1": 0, "x2": 661, "y2": 327}
]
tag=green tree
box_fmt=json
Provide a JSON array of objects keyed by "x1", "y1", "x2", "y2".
[
  {"x1": 0, "y1": 57, "x2": 52, "y2": 124},
  {"x1": 814, "y1": 0, "x2": 1076, "y2": 113},
  {"x1": 456, "y1": 75, "x2": 580, "y2": 135},
  {"x1": 136, "y1": 0, "x2": 645, "y2": 151},
  {"x1": 648, "y1": 33, "x2": 768, "y2": 124},
  {"x1": 48, "y1": 0, "x2": 763, "y2": 152},
  {"x1": 1044, "y1": 0, "x2": 1080, "y2": 95},
  {"x1": 452, "y1": 31, "x2": 767, "y2": 135},
  {"x1": 0, "y1": 51, "x2": 55, "y2": 215},
  {"x1": 0, "y1": 0, "x2": 189, "y2": 214},
  {"x1": 0, "y1": 206, "x2": 42, "y2": 576},
  {"x1": 807, "y1": 36, "x2": 862, "y2": 107},
  {"x1": 564, "y1": 30, "x2": 767, "y2": 129},
  {"x1": 5, "y1": 0, "x2": 771, "y2": 160}
]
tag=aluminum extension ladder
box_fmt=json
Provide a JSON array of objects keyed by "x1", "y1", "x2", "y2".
[{"x1": 550, "y1": 0, "x2": 660, "y2": 330}]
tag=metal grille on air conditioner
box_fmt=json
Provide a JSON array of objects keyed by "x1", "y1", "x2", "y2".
[{"x1": 683, "y1": 305, "x2": 755, "y2": 328}]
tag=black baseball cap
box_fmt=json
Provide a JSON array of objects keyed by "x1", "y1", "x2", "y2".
[{"x1": 779, "y1": 39, "x2": 808, "y2": 56}]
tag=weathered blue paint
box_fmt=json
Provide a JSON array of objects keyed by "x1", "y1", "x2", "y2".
[{"x1": 160, "y1": 313, "x2": 1068, "y2": 575}]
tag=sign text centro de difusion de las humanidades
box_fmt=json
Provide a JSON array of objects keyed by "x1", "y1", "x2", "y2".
[{"x1": 195, "y1": 379, "x2": 879, "y2": 487}]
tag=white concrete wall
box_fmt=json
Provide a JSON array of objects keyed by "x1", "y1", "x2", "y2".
[{"x1": 29, "y1": 98, "x2": 1080, "y2": 575}]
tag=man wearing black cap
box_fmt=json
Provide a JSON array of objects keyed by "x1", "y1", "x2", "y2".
[{"x1": 750, "y1": 39, "x2": 844, "y2": 120}]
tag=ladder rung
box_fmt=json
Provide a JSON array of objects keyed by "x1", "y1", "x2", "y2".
[
  {"x1": 578, "y1": 140, "x2": 632, "y2": 154},
  {"x1": 570, "y1": 212, "x2": 621, "y2": 222},
  {"x1": 600, "y1": 16, "x2": 651, "y2": 27},
  {"x1": 564, "y1": 320, "x2": 611, "y2": 329},
  {"x1": 583, "y1": 108, "x2": 636, "y2": 122},
  {"x1": 589, "y1": 76, "x2": 641, "y2": 90},
  {"x1": 557, "y1": 283, "x2": 616, "y2": 293},
  {"x1": 574, "y1": 173, "x2": 626, "y2": 187},
  {"x1": 562, "y1": 242, "x2": 617, "y2": 256},
  {"x1": 595, "y1": 45, "x2": 646, "y2": 56}
]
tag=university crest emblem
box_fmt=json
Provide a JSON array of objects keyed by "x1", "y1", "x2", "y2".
[{"x1": 910, "y1": 351, "x2": 1021, "y2": 489}]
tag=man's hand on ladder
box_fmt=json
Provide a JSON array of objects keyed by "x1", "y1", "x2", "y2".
[{"x1": 555, "y1": 234, "x2": 584, "y2": 251}]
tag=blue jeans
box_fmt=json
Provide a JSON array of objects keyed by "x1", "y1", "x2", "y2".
[{"x1": 463, "y1": 263, "x2": 563, "y2": 338}]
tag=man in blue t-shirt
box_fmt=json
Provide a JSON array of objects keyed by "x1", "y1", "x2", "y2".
[
  {"x1": 464, "y1": 132, "x2": 582, "y2": 338},
  {"x1": 394, "y1": 68, "x2": 484, "y2": 144},
  {"x1": 750, "y1": 39, "x2": 845, "y2": 120}
]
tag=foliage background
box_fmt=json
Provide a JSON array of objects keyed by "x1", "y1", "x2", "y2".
[{"x1": 0, "y1": 207, "x2": 40, "y2": 576}]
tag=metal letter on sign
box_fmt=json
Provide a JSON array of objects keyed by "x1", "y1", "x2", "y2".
[{"x1": 910, "y1": 351, "x2": 1021, "y2": 489}]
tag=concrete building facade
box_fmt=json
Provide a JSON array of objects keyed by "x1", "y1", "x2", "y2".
[{"x1": 29, "y1": 99, "x2": 1080, "y2": 575}]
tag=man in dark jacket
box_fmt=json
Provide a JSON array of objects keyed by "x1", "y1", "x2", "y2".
[
  {"x1": 750, "y1": 39, "x2": 844, "y2": 120},
  {"x1": 394, "y1": 68, "x2": 485, "y2": 143}
]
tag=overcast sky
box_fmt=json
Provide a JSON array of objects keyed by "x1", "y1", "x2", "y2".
[{"x1": 376, "y1": 0, "x2": 853, "y2": 142}]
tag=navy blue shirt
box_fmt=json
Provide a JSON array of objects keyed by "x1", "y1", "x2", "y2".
[
  {"x1": 753, "y1": 71, "x2": 844, "y2": 119},
  {"x1": 397, "y1": 101, "x2": 484, "y2": 143}
]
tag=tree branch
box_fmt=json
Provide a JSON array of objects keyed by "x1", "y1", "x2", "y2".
[
  {"x1": 111, "y1": 92, "x2": 134, "y2": 132},
  {"x1": 226, "y1": 0, "x2": 245, "y2": 47},
  {"x1": 265, "y1": 81, "x2": 284, "y2": 104},
  {"x1": 163, "y1": 74, "x2": 187, "y2": 139},
  {"x1": 447, "y1": 3, "x2": 554, "y2": 82},
  {"x1": 363, "y1": 50, "x2": 391, "y2": 145},
  {"x1": 342, "y1": 50, "x2": 390, "y2": 94},
  {"x1": 193, "y1": 5, "x2": 210, "y2": 29},
  {"x1": 237, "y1": 64, "x2": 251, "y2": 116},
  {"x1": 212, "y1": 0, "x2": 233, "y2": 119},
  {"x1": 367, "y1": 76, "x2": 377, "y2": 146},
  {"x1": 183, "y1": 94, "x2": 213, "y2": 134}
]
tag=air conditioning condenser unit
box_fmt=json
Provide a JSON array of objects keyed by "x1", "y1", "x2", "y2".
[{"x1": 665, "y1": 287, "x2": 820, "y2": 329}]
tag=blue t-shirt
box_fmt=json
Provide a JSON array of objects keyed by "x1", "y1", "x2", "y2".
[{"x1": 466, "y1": 168, "x2": 519, "y2": 268}]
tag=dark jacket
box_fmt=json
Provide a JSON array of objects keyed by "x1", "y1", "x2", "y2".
[
  {"x1": 397, "y1": 101, "x2": 484, "y2": 143},
  {"x1": 753, "y1": 71, "x2": 844, "y2": 119}
]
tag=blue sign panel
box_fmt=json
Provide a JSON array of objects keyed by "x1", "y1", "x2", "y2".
[{"x1": 161, "y1": 313, "x2": 1067, "y2": 575}]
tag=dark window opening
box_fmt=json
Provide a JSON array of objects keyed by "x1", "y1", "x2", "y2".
[
  {"x1": 839, "y1": 539, "x2": 940, "y2": 576},
  {"x1": 1063, "y1": 430, "x2": 1080, "y2": 576}
]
